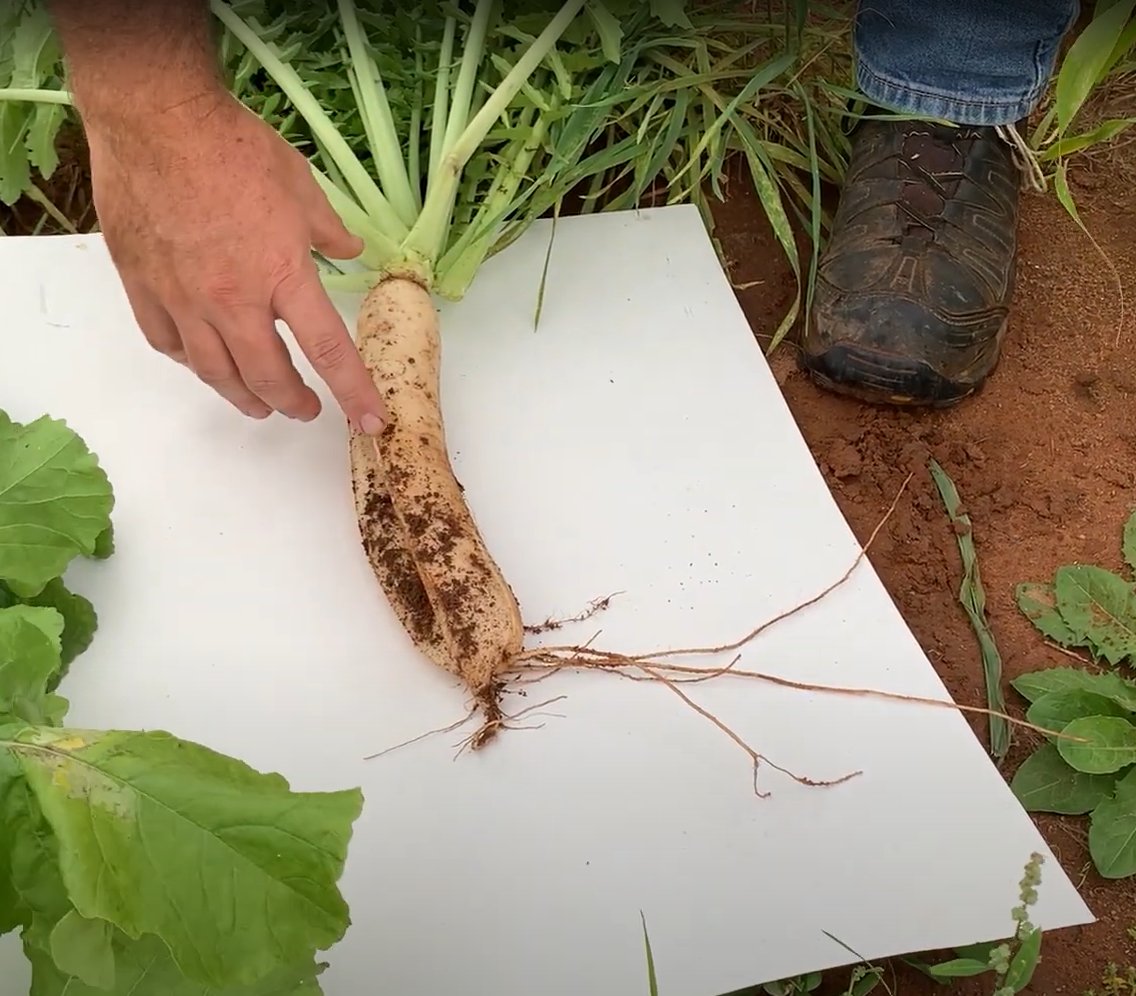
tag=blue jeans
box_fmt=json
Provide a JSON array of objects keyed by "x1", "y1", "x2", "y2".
[{"x1": 855, "y1": 0, "x2": 1080, "y2": 125}]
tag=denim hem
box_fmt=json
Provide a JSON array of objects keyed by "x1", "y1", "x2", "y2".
[{"x1": 855, "y1": 59, "x2": 1045, "y2": 127}]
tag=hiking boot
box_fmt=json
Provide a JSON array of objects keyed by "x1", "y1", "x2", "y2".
[{"x1": 800, "y1": 117, "x2": 1022, "y2": 407}]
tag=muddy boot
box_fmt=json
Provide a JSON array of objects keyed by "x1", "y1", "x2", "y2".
[{"x1": 800, "y1": 117, "x2": 1022, "y2": 407}]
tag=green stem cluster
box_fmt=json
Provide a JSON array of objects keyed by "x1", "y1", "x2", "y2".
[{"x1": 211, "y1": 0, "x2": 588, "y2": 295}]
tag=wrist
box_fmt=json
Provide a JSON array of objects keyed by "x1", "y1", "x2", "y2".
[
  {"x1": 80, "y1": 82, "x2": 231, "y2": 135},
  {"x1": 48, "y1": 0, "x2": 227, "y2": 139}
]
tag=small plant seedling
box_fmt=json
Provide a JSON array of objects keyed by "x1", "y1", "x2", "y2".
[
  {"x1": 1017, "y1": 508, "x2": 1136, "y2": 669},
  {"x1": 905, "y1": 852, "x2": 1047, "y2": 993},
  {"x1": 1009, "y1": 666, "x2": 1136, "y2": 878},
  {"x1": 1083, "y1": 960, "x2": 1136, "y2": 996},
  {"x1": 761, "y1": 972, "x2": 822, "y2": 994}
]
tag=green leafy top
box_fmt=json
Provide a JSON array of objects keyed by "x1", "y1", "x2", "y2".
[
  {"x1": 0, "y1": 2, "x2": 68, "y2": 207},
  {"x1": 210, "y1": 0, "x2": 701, "y2": 298}
]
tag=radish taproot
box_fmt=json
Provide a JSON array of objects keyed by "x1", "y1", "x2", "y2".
[{"x1": 349, "y1": 277, "x2": 523, "y2": 700}]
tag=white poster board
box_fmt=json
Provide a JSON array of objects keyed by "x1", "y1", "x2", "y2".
[{"x1": 0, "y1": 205, "x2": 1091, "y2": 996}]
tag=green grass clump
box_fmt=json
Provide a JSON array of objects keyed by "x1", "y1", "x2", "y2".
[{"x1": 3, "y1": 1, "x2": 1133, "y2": 345}]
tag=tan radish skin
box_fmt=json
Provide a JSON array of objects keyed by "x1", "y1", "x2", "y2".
[{"x1": 350, "y1": 276, "x2": 525, "y2": 700}]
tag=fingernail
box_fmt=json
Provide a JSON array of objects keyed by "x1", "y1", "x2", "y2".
[{"x1": 361, "y1": 413, "x2": 385, "y2": 435}]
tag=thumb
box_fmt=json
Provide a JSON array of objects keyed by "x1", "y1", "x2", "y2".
[{"x1": 308, "y1": 192, "x2": 365, "y2": 261}]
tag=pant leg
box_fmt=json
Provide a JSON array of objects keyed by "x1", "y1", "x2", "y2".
[{"x1": 854, "y1": 0, "x2": 1080, "y2": 126}]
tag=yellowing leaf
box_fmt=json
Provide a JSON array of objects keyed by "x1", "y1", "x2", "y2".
[
  {"x1": 1053, "y1": 564, "x2": 1136, "y2": 665},
  {"x1": 1016, "y1": 581, "x2": 1076, "y2": 645},
  {"x1": 7, "y1": 727, "x2": 362, "y2": 990}
]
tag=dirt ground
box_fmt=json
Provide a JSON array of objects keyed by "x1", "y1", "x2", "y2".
[
  {"x1": 711, "y1": 152, "x2": 1136, "y2": 993},
  {"x1": 4, "y1": 130, "x2": 1134, "y2": 994}
]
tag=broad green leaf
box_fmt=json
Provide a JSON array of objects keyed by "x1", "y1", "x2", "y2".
[
  {"x1": 18, "y1": 579, "x2": 97, "y2": 675},
  {"x1": 1016, "y1": 581, "x2": 1077, "y2": 645},
  {"x1": 1057, "y1": 716, "x2": 1136, "y2": 774},
  {"x1": 1055, "y1": 0, "x2": 1136, "y2": 134},
  {"x1": 1088, "y1": 767, "x2": 1136, "y2": 878},
  {"x1": 0, "y1": 752, "x2": 26, "y2": 933},
  {"x1": 954, "y1": 942, "x2": 998, "y2": 961},
  {"x1": 49, "y1": 910, "x2": 116, "y2": 990},
  {"x1": 1053, "y1": 564, "x2": 1136, "y2": 665},
  {"x1": 93, "y1": 522, "x2": 115, "y2": 560},
  {"x1": 2, "y1": 577, "x2": 98, "y2": 676},
  {"x1": 1012, "y1": 666, "x2": 1096, "y2": 701},
  {"x1": 1003, "y1": 926, "x2": 1042, "y2": 990},
  {"x1": 0, "y1": 412, "x2": 115, "y2": 597},
  {"x1": 0, "y1": 604, "x2": 64, "y2": 725},
  {"x1": 1010, "y1": 743, "x2": 1117, "y2": 814},
  {"x1": 1124, "y1": 508, "x2": 1136, "y2": 575},
  {"x1": 1027, "y1": 689, "x2": 1131, "y2": 735},
  {"x1": 1011, "y1": 667, "x2": 1136, "y2": 711},
  {"x1": 0, "y1": 751, "x2": 70, "y2": 938},
  {"x1": 26, "y1": 930, "x2": 326, "y2": 996},
  {"x1": 926, "y1": 958, "x2": 991, "y2": 979},
  {"x1": 6, "y1": 726, "x2": 362, "y2": 989}
]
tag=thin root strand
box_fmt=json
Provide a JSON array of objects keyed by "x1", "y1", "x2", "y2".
[
  {"x1": 523, "y1": 592, "x2": 625, "y2": 635},
  {"x1": 364, "y1": 472, "x2": 1079, "y2": 797}
]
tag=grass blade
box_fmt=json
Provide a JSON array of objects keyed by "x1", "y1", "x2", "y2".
[{"x1": 929, "y1": 458, "x2": 1012, "y2": 761}]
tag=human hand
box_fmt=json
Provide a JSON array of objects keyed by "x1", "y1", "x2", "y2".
[{"x1": 85, "y1": 89, "x2": 388, "y2": 432}]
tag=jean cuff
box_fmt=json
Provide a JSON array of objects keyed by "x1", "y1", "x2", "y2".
[{"x1": 855, "y1": 59, "x2": 1044, "y2": 127}]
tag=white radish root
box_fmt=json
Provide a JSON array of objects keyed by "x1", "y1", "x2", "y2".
[{"x1": 350, "y1": 276, "x2": 524, "y2": 732}]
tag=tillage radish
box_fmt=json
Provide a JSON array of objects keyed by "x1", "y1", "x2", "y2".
[
  {"x1": 213, "y1": 0, "x2": 601, "y2": 721},
  {"x1": 348, "y1": 278, "x2": 524, "y2": 710}
]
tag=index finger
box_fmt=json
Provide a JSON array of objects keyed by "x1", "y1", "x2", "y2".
[{"x1": 272, "y1": 261, "x2": 388, "y2": 433}]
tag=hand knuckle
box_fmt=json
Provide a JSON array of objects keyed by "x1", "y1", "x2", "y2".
[
  {"x1": 306, "y1": 335, "x2": 351, "y2": 369},
  {"x1": 244, "y1": 374, "x2": 284, "y2": 395},
  {"x1": 266, "y1": 254, "x2": 307, "y2": 291},
  {"x1": 194, "y1": 364, "x2": 231, "y2": 387},
  {"x1": 202, "y1": 274, "x2": 243, "y2": 306}
]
